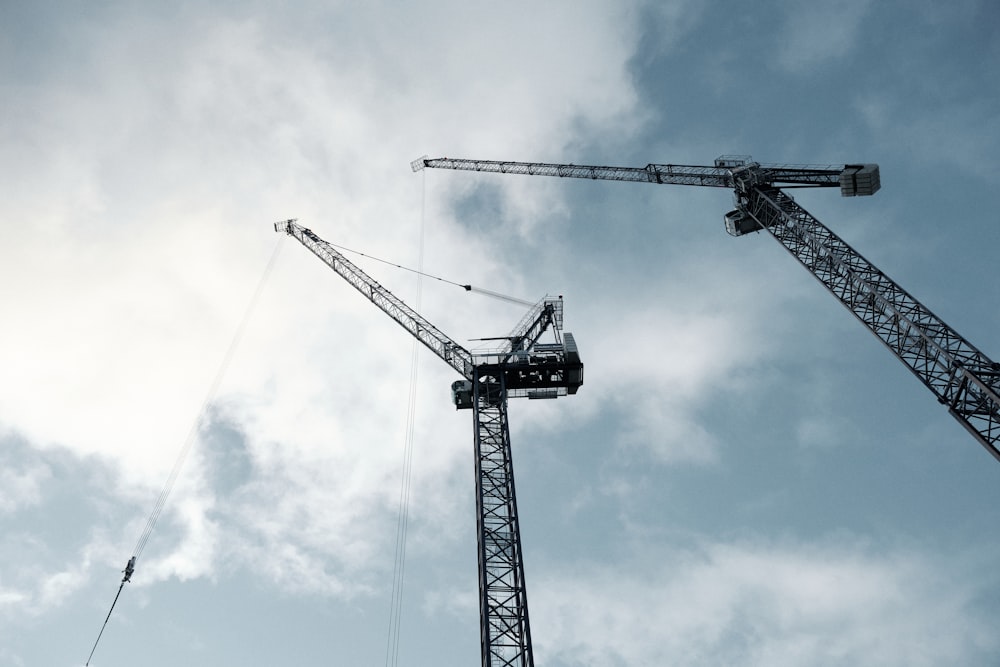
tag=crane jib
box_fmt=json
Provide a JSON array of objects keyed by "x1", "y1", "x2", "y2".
[
  {"x1": 274, "y1": 219, "x2": 584, "y2": 401},
  {"x1": 413, "y1": 155, "x2": 998, "y2": 460},
  {"x1": 417, "y1": 156, "x2": 861, "y2": 191}
]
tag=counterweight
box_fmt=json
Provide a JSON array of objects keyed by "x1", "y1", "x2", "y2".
[{"x1": 412, "y1": 155, "x2": 1000, "y2": 461}]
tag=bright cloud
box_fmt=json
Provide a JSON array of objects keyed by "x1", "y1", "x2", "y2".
[
  {"x1": 533, "y1": 538, "x2": 999, "y2": 666},
  {"x1": 3, "y1": 3, "x2": 999, "y2": 667},
  {"x1": 0, "y1": 0, "x2": 646, "y2": 580}
]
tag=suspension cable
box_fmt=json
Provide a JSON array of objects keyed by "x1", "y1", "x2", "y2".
[
  {"x1": 85, "y1": 234, "x2": 286, "y2": 666},
  {"x1": 384, "y1": 175, "x2": 427, "y2": 667},
  {"x1": 386, "y1": 311, "x2": 420, "y2": 667},
  {"x1": 327, "y1": 239, "x2": 535, "y2": 307}
]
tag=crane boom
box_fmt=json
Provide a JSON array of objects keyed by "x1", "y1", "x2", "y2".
[
  {"x1": 413, "y1": 155, "x2": 1000, "y2": 461},
  {"x1": 275, "y1": 219, "x2": 475, "y2": 379}
]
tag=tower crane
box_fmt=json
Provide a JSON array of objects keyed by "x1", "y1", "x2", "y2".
[
  {"x1": 275, "y1": 219, "x2": 583, "y2": 667},
  {"x1": 411, "y1": 155, "x2": 1000, "y2": 461}
]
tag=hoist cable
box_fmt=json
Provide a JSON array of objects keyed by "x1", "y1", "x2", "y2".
[
  {"x1": 386, "y1": 326, "x2": 420, "y2": 667},
  {"x1": 132, "y1": 233, "x2": 286, "y2": 559},
  {"x1": 385, "y1": 175, "x2": 426, "y2": 667},
  {"x1": 84, "y1": 234, "x2": 286, "y2": 666},
  {"x1": 326, "y1": 240, "x2": 535, "y2": 308},
  {"x1": 85, "y1": 580, "x2": 125, "y2": 666}
]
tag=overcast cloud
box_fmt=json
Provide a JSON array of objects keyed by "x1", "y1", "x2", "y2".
[{"x1": 2, "y1": 2, "x2": 999, "y2": 666}]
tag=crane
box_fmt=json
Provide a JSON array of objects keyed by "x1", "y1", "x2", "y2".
[
  {"x1": 411, "y1": 155, "x2": 1000, "y2": 461},
  {"x1": 275, "y1": 219, "x2": 583, "y2": 667}
]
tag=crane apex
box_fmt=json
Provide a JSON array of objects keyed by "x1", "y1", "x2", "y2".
[{"x1": 410, "y1": 155, "x2": 429, "y2": 172}]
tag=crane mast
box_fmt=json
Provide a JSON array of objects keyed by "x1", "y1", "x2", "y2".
[
  {"x1": 275, "y1": 219, "x2": 583, "y2": 667},
  {"x1": 412, "y1": 155, "x2": 1000, "y2": 461}
]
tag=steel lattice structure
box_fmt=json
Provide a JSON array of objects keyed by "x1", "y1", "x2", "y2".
[
  {"x1": 745, "y1": 187, "x2": 1000, "y2": 458},
  {"x1": 412, "y1": 155, "x2": 1000, "y2": 462},
  {"x1": 410, "y1": 155, "x2": 847, "y2": 189},
  {"x1": 276, "y1": 219, "x2": 582, "y2": 667},
  {"x1": 472, "y1": 372, "x2": 533, "y2": 667}
]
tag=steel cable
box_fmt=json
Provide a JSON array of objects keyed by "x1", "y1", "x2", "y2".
[
  {"x1": 85, "y1": 233, "x2": 285, "y2": 665},
  {"x1": 384, "y1": 174, "x2": 427, "y2": 667},
  {"x1": 325, "y1": 241, "x2": 534, "y2": 307}
]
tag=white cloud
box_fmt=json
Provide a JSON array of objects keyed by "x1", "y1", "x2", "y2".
[
  {"x1": 565, "y1": 245, "x2": 795, "y2": 465},
  {"x1": 615, "y1": 394, "x2": 719, "y2": 463},
  {"x1": 37, "y1": 562, "x2": 90, "y2": 612},
  {"x1": 0, "y1": 535, "x2": 94, "y2": 618},
  {"x1": 0, "y1": 0, "x2": 647, "y2": 605},
  {"x1": 532, "y1": 537, "x2": 999, "y2": 666},
  {"x1": 0, "y1": 460, "x2": 50, "y2": 514},
  {"x1": 8, "y1": 5, "x2": 996, "y2": 667}
]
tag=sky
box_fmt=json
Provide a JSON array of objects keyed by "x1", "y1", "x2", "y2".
[{"x1": 2, "y1": 1, "x2": 1000, "y2": 666}]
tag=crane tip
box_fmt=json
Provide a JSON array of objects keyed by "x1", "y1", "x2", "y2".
[{"x1": 410, "y1": 155, "x2": 428, "y2": 172}]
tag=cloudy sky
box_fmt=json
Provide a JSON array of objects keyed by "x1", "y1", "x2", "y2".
[{"x1": 3, "y1": 2, "x2": 1000, "y2": 666}]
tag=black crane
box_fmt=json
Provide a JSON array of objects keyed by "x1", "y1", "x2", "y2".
[
  {"x1": 275, "y1": 219, "x2": 583, "y2": 667},
  {"x1": 411, "y1": 155, "x2": 1000, "y2": 461}
]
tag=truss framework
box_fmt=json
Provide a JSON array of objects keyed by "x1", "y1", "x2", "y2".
[
  {"x1": 745, "y1": 186, "x2": 1000, "y2": 459},
  {"x1": 413, "y1": 156, "x2": 844, "y2": 189},
  {"x1": 276, "y1": 219, "x2": 475, "y2": 378},
  {"x1": 472, "y1": 371, "x2": 533, "y2": 667},
  {"x1": 277, "y1": 220, "x2": 583, "y2": 667}
]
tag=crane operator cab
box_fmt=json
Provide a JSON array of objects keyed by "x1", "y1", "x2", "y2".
[
  {"x1": 451, "y1": 378, "x2": 504, "y2": 409},
  {"x1": 452, "y1": 380, "x2": 474, "y2": 409},
  {"x1": 451, "y1": 331, "x2": 583, "y2": 409},
  {"x1": 724, "y1": 208, "x2": 761, "y2": 237}
]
